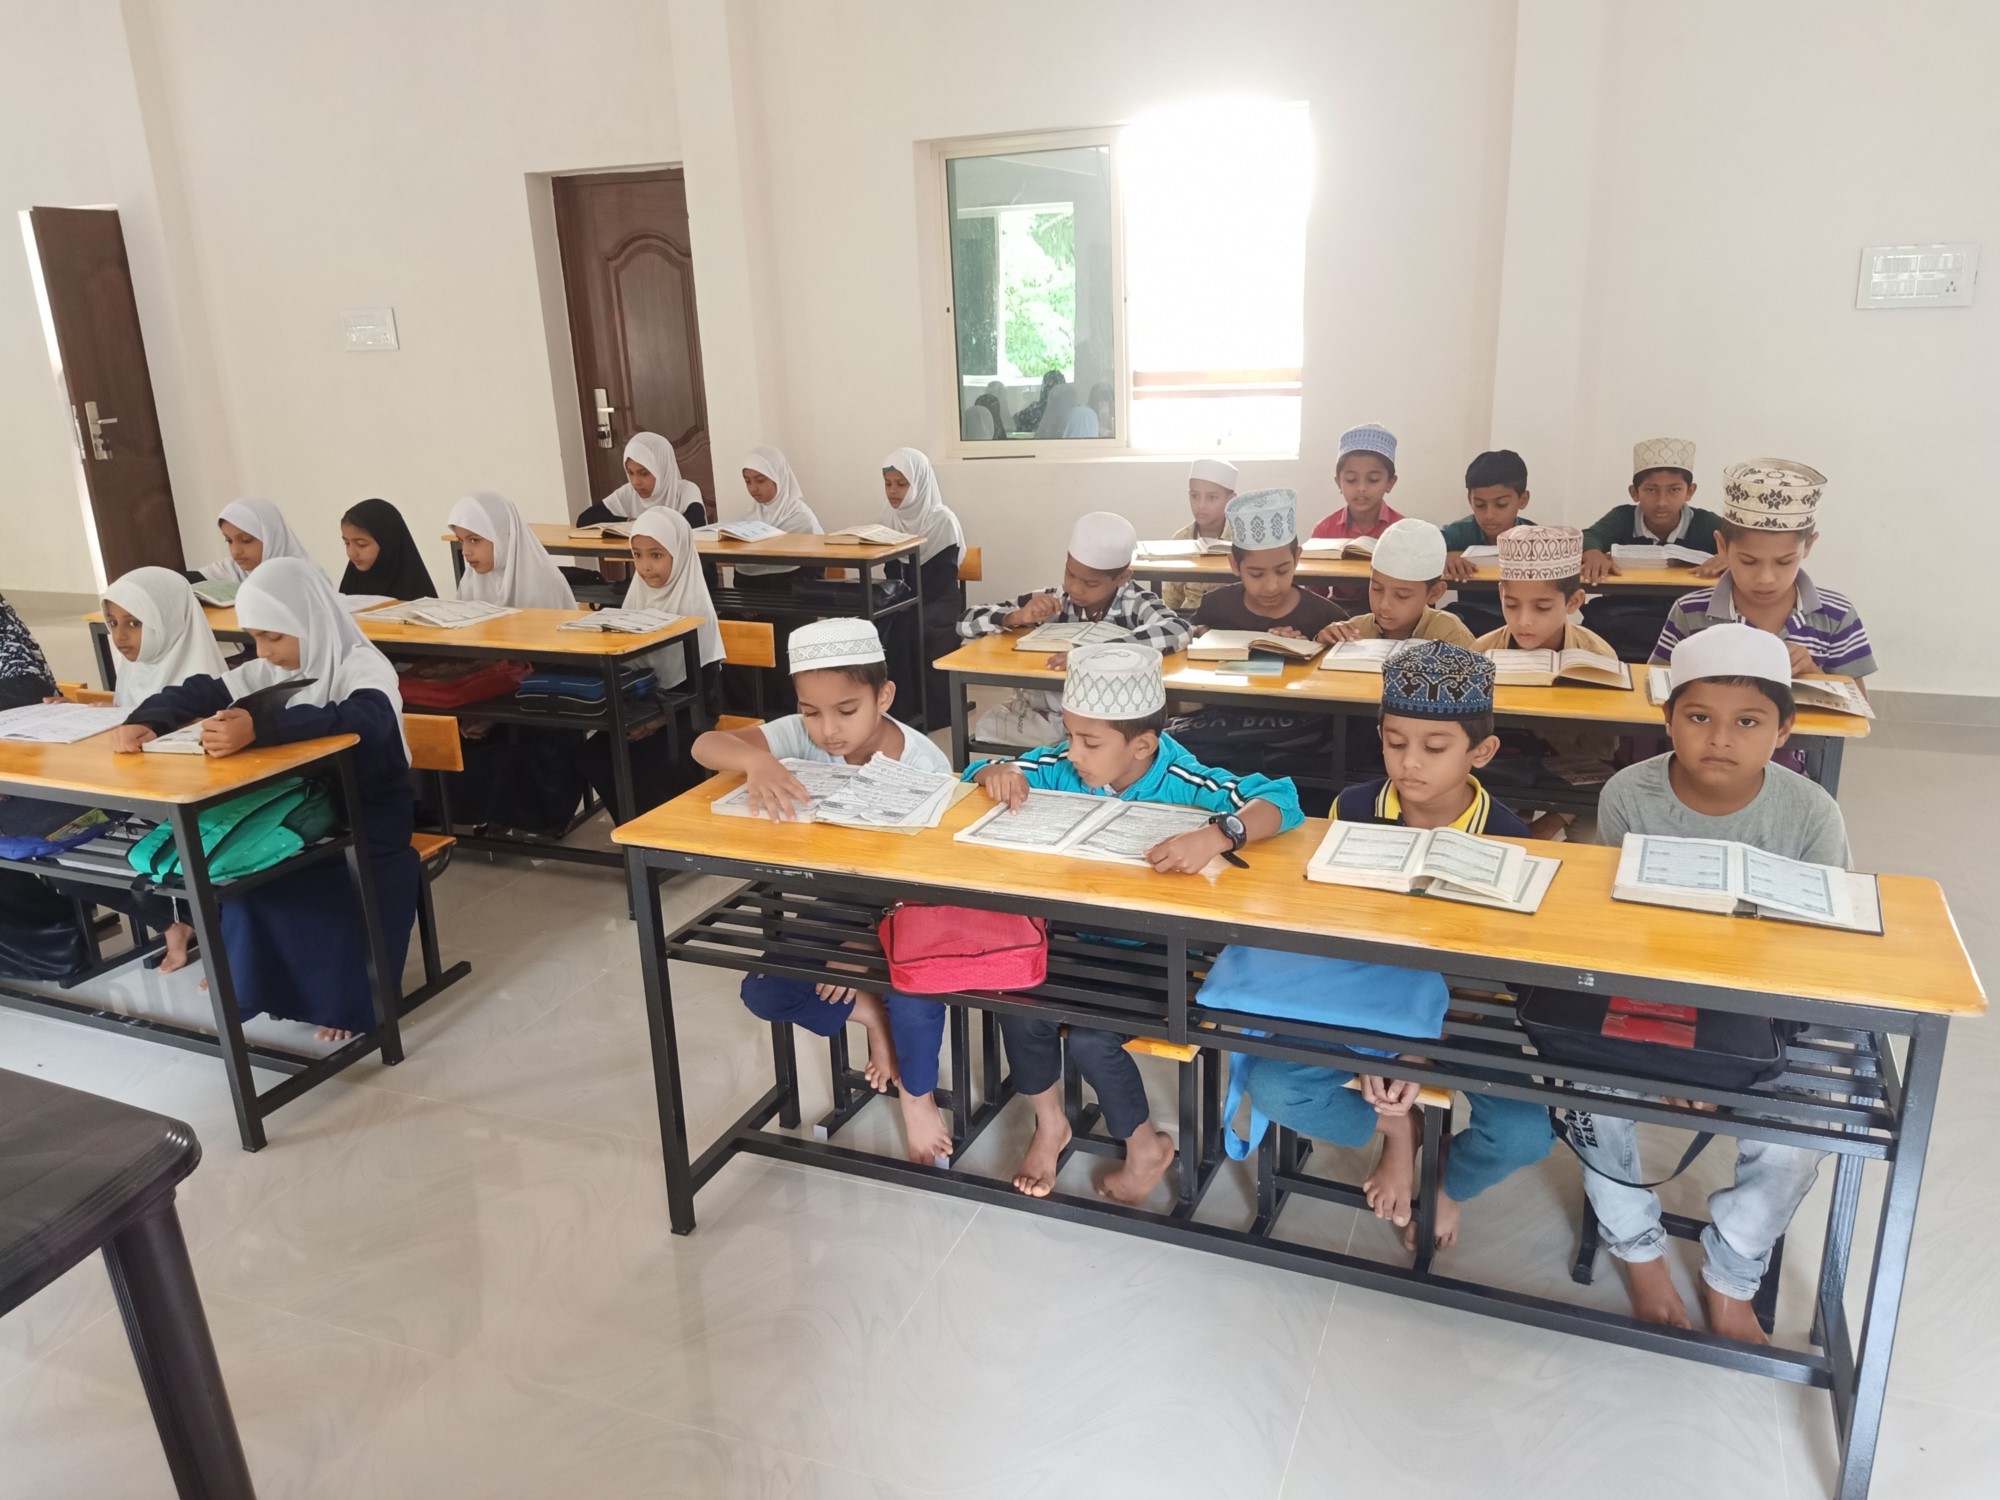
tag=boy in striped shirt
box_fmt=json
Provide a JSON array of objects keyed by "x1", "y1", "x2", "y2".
[{"x1": 1650, "y1": 459, "x2": 1876, "y2": 684}]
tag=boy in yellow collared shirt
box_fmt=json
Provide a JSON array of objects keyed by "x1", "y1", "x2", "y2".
[{"x1": 1317, "y1": 518, "x2": 1476, "y2": 648}]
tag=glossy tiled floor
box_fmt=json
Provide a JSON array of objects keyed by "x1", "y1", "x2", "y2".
[{"x1": 3, "y1": 606, "x2": 1996, "y2": 1497}]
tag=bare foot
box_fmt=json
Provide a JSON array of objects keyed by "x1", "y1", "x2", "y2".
[
  {"x1": 1364, "y1": 1111, "x2": 1418, "y2": 1227},
  {"x1": 1099, "y1": 1125, "x2": 1176, "y2": 1205},
  {"x1": 848, "y1": 992, "x2": 899, "y2": 1093},
  {"x1": 1701, "y1": 1283, "x2": 1769, "y2": 1345},
  {"x1": 898, "y1": 1090, "x2": 955, "y2": 1165},
  {"x1": 1013, "y1": 1091, "x2": 1072, "y2": 1197},
  {"x1": 315, "y1": 1027, "x2": 356, "y2": 1043},
  {"x1": 1623, "y1": 1256, "x2": 1692, "y2": 1328},
  {"x1": 1404, "y1": 1191, "x2": 1463, "y2": 1252},
  {"x1": 157, "y1": 922, "x2": 195, "y2": 974}
]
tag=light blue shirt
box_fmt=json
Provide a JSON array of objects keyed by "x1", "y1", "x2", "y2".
[{"x1": 964, "y1": 731, "x2": 1303, "y2": 829}]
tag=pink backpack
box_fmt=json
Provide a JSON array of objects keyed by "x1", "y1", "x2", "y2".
[{"x1": 877, "y1": 903, "x2": 1047, "y2": 995}]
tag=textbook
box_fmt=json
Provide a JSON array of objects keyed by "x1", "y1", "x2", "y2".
[
  {"x1": 142, "y1": 677, "x2": 319, "y2": 754},
  {"x1": 954, "y1": 789, "x2": 1220, "y2": 868},
  {"x1": 1306, "y1": 821, "x2": 1560, "y2": 913},
  {"x1": 1612, "y1": 833, "x2": 1883, "y2": 933},
  {"x1": 1300, "y1": 536, "x2": 1378, "y2": 559},
  {"x1": 567, "y1": 521, "x2": 635, "y2": 539},
  {"x1": 191, "y1": 578, "x2": 240, "y2": 607},
  {"x1": 363, "y1": 598, "x2": 519, "y2": 629},
  {"x1": 696, "y1": 519, "x2": 785, "y2": 543},
  {"x1": 1459, "y1": 544, "x2": 1500, "y2": 562},
  {"x1": 339, "y1": 594, "x2": 398, "y2": 614},
  {"x1": 1012, "y1": 619, "x2": 1140, "y2": 654},
  {"x1": 1644, "y1": 665, "x2": 1874, "y2": 719},
  {"x1": 1186, "y1": 630, "x2": 1324, "y2": 663},
  {"x1": 556, "y1": 608, "x2": 682, "y2": 634},
  {"x1": 1138, "y1": 536, "x2": 1231, "y2": 559},
  {"x1": 0, "y1": 702, "x2": 129, "y2": 745},
  {"x1": 1485, "y1": 646, "x2": 1631, "y2": 689},
  {"x1": 1315, "y1": 638, "x2": 1400, "y2": 673},
  {"x1": 711, "y1": 755, "x2": 959, "y2": 832},
  {"x1": 819, "y1": 524, "x2": 917, "y2": 546},
  {"x1": 1609, "y1": 542, "x2": 1712, "y2": 568}
]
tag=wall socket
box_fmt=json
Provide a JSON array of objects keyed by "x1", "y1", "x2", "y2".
[{"x1": 1856, "y1": 244, "x2": 1977, "y2": 309}]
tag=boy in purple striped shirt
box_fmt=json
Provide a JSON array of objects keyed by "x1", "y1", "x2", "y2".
[{"x1": 1650, "y1": 459, "x2": 1876, "y2": 684}]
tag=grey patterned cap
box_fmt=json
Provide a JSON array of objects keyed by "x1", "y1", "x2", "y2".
[
  {"x1": 1225, "y1": 488, "x2": 1299, "y2": 550},
  {"x1": 789, "y1": 617, "x2": 885, "y2": 673},
  {"x1": 1063, "y1": 642, "x2": 1167, "y2": 720}
]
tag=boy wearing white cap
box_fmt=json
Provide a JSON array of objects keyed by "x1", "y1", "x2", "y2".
[
  {"x1": 1311, "y1": 424, "x2": 1407, "y2": 611},
  {"x1": 959, "y1": 510, "x2": 1190, "y2": 747},
  {"x1": 1317, "y1": 518, "x2": 1476, "y2": 647},
  {"x1": 1578, "y1": 438, "x2": 1728, "y2": 585},
  {"x1": 1192, "y1": 490, "x2": 1344, "y2": 638},
  {"x1": 1569, "y1": 623, "x2": 1846, "y2": 1342},
  {"x1": 694, "y1": 619, "x2": 959, "y2": 1164},
  {"x1": 1471, "y1": 525, "x2": 1617, "y2": 659},
  {"x1": 966, "y1": 643, "x2": 1303, "y2": 1203},
  {"x1": 1163, "y1": 459, "x2": 1239, "y2": 615}
]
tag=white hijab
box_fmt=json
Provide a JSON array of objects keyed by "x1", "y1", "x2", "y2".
[
  {"x1": 741, "y1": 446, "x2": 820, "y2": 535},
  {"x1": 449, "y1": 492, "x2": 577, "y2": 609},
  {"x1": 880, "y1": 447, "x2": 964, "y2": 564},
  {"x1": 203, "y1": 496, "x2": 313, "y2": 583},
  {"x1": 624, "y1": 507, "x2": 723, "y2": 673},
  {"x1": 103, "y1": 567, "x2": 228, "y2": 708},
  {"x1": 602, "y1": 432, "x2": 706, "y2": 522},
  {"x1": 233, "y1": 557, "x2": 408, "y2": 754}
]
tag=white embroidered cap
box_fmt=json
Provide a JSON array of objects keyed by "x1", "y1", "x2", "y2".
[
  {"x1": 1633, "y1": 437, "x2": 1696, "y2": 478},
  {"x1": 1188, "y1": 458, "x2": 1239, "y2": 490},
  {"x1": 788, "y1": 617, "x2": 886, "y2": 674},
  {"x1": 1063, "y1": 642, "x2": 1166, "y2": 721},
  {"x1": 1337, "y1": 423, "x2": 1398, "y2": 466},
  {"x1": 1497, "y1": 524, "x2": 1583, "y2": 582},
  {"x1": 1225, "y1": 488, "x2": 1298, "y2": 550},
  {"x1": 1068, "y1": 511, "x2": 1139, "y2": 571},
  {"x1": 1669, "y1": 622, "x2": 1792, "y2": 690},
  {"x1": 1370, "y1": 518, "x2": 1447, "y2": 582},
  {"x1": 1721, "y1": 458, "x2": 1825, "y2": 532}
]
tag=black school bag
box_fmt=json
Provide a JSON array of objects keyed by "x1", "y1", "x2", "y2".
[{"x1": 1517, "y1": 987, "x2": 1790, "y2": 1092}]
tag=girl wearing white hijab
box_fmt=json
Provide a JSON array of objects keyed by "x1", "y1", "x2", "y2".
[
  {"x1": 880, "y1": 448, "x2": 964, "y2": 567},
  {"x1": 879, "y1": 447, "x2": 966, "y2": 729},
  {"x1": 582, "y1": 432, "x2": 708, "y2": 527},
  {"x1": 448, "y1": 492, "x2": 578, "y2": 610},
  {"x1": 114, "y1": 557, "x2": 418, "y2": 1041},
  {"x1": 734, "y1": 445, "x2": 823, "y2": 582},
  {"x1": 102, "y1": 567, "x2": 228, "y2": 708},
  {"x1": 196, "y1": 497, "x2": 315, "y2": 583}
]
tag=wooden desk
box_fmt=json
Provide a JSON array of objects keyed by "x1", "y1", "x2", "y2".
[
  {"x1": 934, "y1": 632, "x2": 1868, "y2": 798},
  {"x1": 0, "y1": 731, "x2": 410, "y2": 1151},
  {"x1": 615, "y1": 776, "x2": 1981, "y2": 1500},
  {"x1": 1131, "y1": 551, "x2": 1702, "y2": 594}
]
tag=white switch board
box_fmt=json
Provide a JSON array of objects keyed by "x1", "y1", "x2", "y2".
[
  {"x1": 1856, "y1": 244, "x2": 1977, "y2": 308},
  {"x1": 342, "y1": 307, "x2": 399, "y2": 350}
]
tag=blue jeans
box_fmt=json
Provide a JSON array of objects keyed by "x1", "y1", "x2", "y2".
[
  {"x1": 1238, "y1": 1055, "x2": 1552, "y2": 1202},
  {"x1": 740, "y1": 974, "x2": 949, "y2": 1097}
]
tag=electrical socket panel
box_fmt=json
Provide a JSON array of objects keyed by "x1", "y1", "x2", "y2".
[{"x1": 1856, "y1": 244, "x2": 1978, "y2": 309}]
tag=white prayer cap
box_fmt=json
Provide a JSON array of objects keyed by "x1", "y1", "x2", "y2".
[
  {"x1": 1370, "y1": 517, "x2": 1447, "y2": 582},
  {"x1": 1337, "y1": 424, "x2": 1398, "y2": 467},
  {"x1": 1669, "y1": 622, "x2": 1792, "y2": 691},
  {"x1": 1063, "y1": 642, "x2": 1166, "y2": 721},
  {"x1": 788, "y1": 617, "x2": 885, "y2": 674},
  {"x1": 1225, "y1": 488, "x2": 1298, "y2": 550},
  {"x1": 1633, "y1": 437, "x2": 1696, "y2": 478},
  {"x1": 1721, "y1": 458, "x2": 1825, "y2": 532},
  {"x1": 1497, "y1": 524, "x2": 1583, "y2": 582},
  {"x1": 1188, "y1": 458, "x2": 1239, "y2": 490},
  {"x1": 1068, "y1": 511, "x2": 1138, "y2": 571}
]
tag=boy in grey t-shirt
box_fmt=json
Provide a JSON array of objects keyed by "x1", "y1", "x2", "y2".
[{"x1": 1570, "y1": 624, "x2": 1848, "y2": 1345}]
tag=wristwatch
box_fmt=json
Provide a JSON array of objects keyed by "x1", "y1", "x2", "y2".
[{"x1": 1208, "y1": 812, "x2": 1248, "y2": 852}]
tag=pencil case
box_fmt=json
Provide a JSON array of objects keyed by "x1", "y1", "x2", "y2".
[{"x1": 877, "y1": 903, "x2": 1046, "y2": 994}]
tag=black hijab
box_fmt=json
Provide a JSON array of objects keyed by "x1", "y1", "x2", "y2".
[
  {"x1": 0, "y1": 595, "x2": 56, "y2": 710},
  {"x1": 340, "y1": 499, "x2": 437, "y2": 601}
]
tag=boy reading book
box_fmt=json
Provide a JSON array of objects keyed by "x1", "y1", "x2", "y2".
[
  {"x1": 1161, "y1": 458, "x2": 1237, "y2": 615},
  {"x1": 1569, "y1": 623, "x2": 1848, "y2": 1343},
  {"x1": 1579, "y1": 438, "x2": 1729, "y2": 660},
  {"x1": 1231, "y1": 642, "x2": 1552, "y2": 1249},
  {"x1": 1310, "y1": 425, "x2": 1406, "y2": 611},
  {"x1": 964, "y1": 643, "x2": 1303, "y2": 1203},
  {"x1": 1192, "y1": 490, "x2": 1345, "y2": 639},
  {"x1": 1316, "y1": 518, "x2": 1475, "y2": 647},
  {"x1": 960, "y1": 511, "x2": 1188, "y2": 747},
  {"x1": 692, "y1": 619, "x2": 959, "y2": 1165}
]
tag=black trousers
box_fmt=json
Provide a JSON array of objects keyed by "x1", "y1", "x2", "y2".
[{"x1": 1000, "y1": 1016, "x2": 1152, "y2": 1139}]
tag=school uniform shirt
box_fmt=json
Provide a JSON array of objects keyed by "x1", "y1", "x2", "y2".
[
  {"x1": 1472, "y1": 620, "x2": 1618, "y2": 658},
  {"x1": 1310, "y1": 502, "x2": 1406, "y2": 540},
  {"x1": 959, "y1": 579, "x2": 1191, "y2": 654},
  {"x1": 1159, "y1": 520, "x2": 1226, "y2": 616},
  {"x1": 761, "y1": 713, "x2": 952, "y2": 774},
  {"x1": 1332, "y1": 776, "x2": 1530, "y2": 838},
  {"x1": 1340, "y1": 607, "x2": 1476, "y2": 647},
  {"x1": 1596, "y1": 752, "x2": 1850, "y2": 867},
  {"x1": 1579, "y1": 502, "x2": 1725, "y2": 557},
  {"x1": 1440, "y1": 514, "x2": 1535, "y2": 552},
  {"x1": 1648, "y1": 570, "x2": 1876, "y2": 678},
  {"x1": 966, "y1": 731, "x2": 1305, "y2": 830},
  {"x1": 1192, "y1": 583, "x2": 1344, "y2": 639}
]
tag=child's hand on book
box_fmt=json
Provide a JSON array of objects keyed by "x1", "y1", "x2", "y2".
[
  {"x1": 199, "y1": 708, "x2": 255, "y2": 758},
  {"x1": 1263, "y1": 626, "x2": 1306, "y2": 639},
  {"x1": 1691, "y1": 555, "x2": 1728, "y2": 579},
  {"x1": 1145, "y1": 824, "x2": 1230, "y2": 875},
  {"x1": 1442, "y1": 551, "x2": 1478, "y2": 582},
  {"x1": 1360, "y1": 1074, "x2": 1419, "y2": 1116},
  {"x1": 1785, "y1": 640, "x2": 1815, "y2": 677},
  {"x1": 1317, "y1": 619, "x2": 1365, "y2": 645},
  {"x1": 974, "y1": 763, "x2": 1029, "y2": 811},
  {"x1": 1579, "y1": 549, "x2": 1619, "y2": 584},
  {"x1": 743, "y1": 756, "x2": 814, "y2": 821},
  {"x1": 108, "y1": 725, "x2": 158, "y2": 754}
]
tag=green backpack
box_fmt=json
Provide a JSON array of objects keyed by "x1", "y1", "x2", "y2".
[{"x1": 127, "y1": 777, "x2": 338, "y2": 885}]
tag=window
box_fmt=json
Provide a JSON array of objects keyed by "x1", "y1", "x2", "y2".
[{"x1": 940, "y1": 102, "x2": 1312, "y2": 458}]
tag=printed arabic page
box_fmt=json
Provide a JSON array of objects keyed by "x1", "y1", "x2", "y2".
[
  {"x1": 1071, "y1": 801, "x2": 1215, "y2": 862},
  {"x1": 1632, "y1": 834, "x2": 1735, "y2": 894},
  {"x1": 711, "y1": 759, "x2": 857, "y2": 819},
  {"x1": 1418, "y1": 827, "x2": 1516, "y2": 893},
  {"x1": 817, "y1": 755, "x2": 955, "y2": 826},
  {"x1": 1740, "y1": 846, "x2": 1846, "y2": 923},
  {"x1": 0, "y1": 702, "x2": 131, "y2": 744},
  {"x1": 959, "y1": 789, "x2": 1117, "y2": 849},
  {"x1": 1320, "y1": 823, "x2": 1427, "y2": 876}
]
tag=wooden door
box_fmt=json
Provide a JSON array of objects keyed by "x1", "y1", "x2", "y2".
[
  {"x1": 553, "y1": 170, "x2": 714, "y2": 519},
  {"x1": 27, "y1": 207, "x2": 186, "y2": 579}
]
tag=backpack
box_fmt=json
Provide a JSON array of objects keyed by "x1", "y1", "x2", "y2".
[{"x1": 126, "y1": 777, "x2": 338, "y2": 884}]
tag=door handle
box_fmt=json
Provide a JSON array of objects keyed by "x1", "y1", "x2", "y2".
[
  {"x1": 594, "y1": 388, "x2": 616, "y2": 449},
  {"x1": 84, "y1": 400, "x2": 118, "y2": 460}
]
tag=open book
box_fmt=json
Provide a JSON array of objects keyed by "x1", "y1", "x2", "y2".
[
  {"x1": 557, "y1": 608, "x2": 681, "y2": 635},
  {"x1": 1610, "y1": 542, "x2": 1712, "y2": 568},
  {"x1": 567, "y1": 520, "x2": 635, "y2": 539},
  {"x1": 1137, "y1": 536, "x2": 1231, "y2": 560},
  {"x1": 1316, "y1": 638, "x2": 1400, "y2": 674},
  {"x1": 364, "y1": 598, "x2": 520, "y2": 629},
  {"x1": 955, "y1": 790, "x2": 1219, "y2": 868},
  {"x1": 339, "y1": 594, "x2": 398, "y2": 614},
  {"x1": 1644, "y1": 665, "x2": 1873, "y2": 719},
  {"x1": 0, "y1": 702, "x2": 130, "y2": 745},
  {"x1": 1187, "y1": 630, "x2": 1324, "y2": 663},
  {"x1": 1306, "y1": 822, "x2": 1560, "y2": 913},
  {"x1": 1458, "y1": 544, "x2": 1500, "y2": 562},
  {"x1": 191, "y1": 578, "x2": 240, "y2": 607},
  {"x1": 1486, "y1": 646, "x2": 1631, "y2": 689},
  {"x1": 1300, "y1": 536, "x2": 1378, "y2": 559},
  {"x1": 1613, "y1": 833, "x2": 1882, "y2": 933},
  {"x1": 142, "y1": 677, "x2": 319, "y2": 755},
  {"x1": 694, "y1": 519, "x2": 785, "y2": 543},
  {"x1": 711, "y1": 755, "x2": 958, "y2": 832},
  {"x1": 1013, "y1": 619, "x2": 1140, "y2": 654},
  {"x1": 820, "y1": 524, "x2": 916, "y2": 546}
]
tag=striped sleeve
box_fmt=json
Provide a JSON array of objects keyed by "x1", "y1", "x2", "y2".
[
  {"x1": 1807, "y1": 593, "x2": 1877, "y2": 678},
  {"x1": 1160, "y1": 755, "x2": 1305, "y2": 831},
  {"x1": 1648, "y1": 590, "x2": 1713, "y2": 665},
  {"x1": 962, "y1": 741, "x2": 1071, "y2": 783}
]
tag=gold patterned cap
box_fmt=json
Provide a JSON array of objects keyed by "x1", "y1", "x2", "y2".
[
  {"x1": 1496, "y1": 524, "x2": 1583, "y2": 582},
  {"x1": 1633, "y1": 437, "x2": 1696, "y2": 478}
]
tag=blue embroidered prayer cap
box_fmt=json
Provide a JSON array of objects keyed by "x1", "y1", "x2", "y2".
[
  {"x1": 1337, "y1": 423, "x2": 1398, "y2": 467},
  {"x1": 1381, "y1": 641, "x2": 1494, "y2": 720},
  {"x1": 1224, "y1": 488, "x2": 1298, "y2": 550}
]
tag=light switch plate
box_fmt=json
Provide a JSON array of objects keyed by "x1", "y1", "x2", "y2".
[
  {"x1": 1856, "y1": 244, "x2": 1977, "y2": 308},
  {"x1": 342, "y1": 307, "x2": 399, "y2": 350}
]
